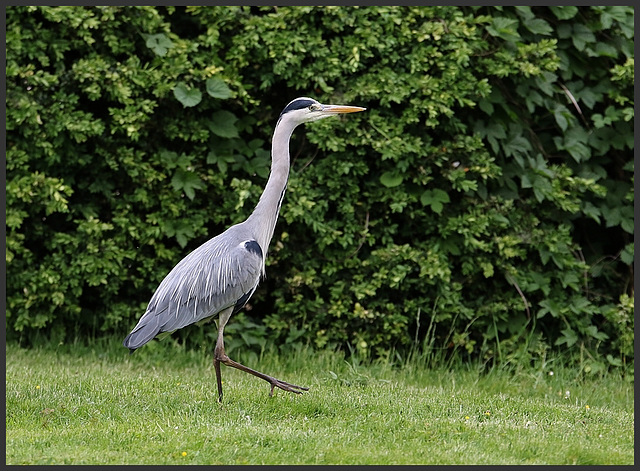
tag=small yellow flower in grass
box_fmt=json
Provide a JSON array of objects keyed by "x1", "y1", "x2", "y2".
[
  {"x1": 465, "y1": 416, "x2": 470, "y2": 420},
  {"x1": 484, "y1": 411, "x2": 490, "y2": 416},
  {"x1": 36, "y1": 385, "x2": 40, "y2": 390},
  {"x1": 182, "y1": 452, "x2": 187, "y2": 457},
  {"x1": 585, "y1": 405, "x2": 590, "y2": 410}
]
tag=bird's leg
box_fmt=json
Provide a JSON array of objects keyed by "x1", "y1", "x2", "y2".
[
  {"x1": 218, "y1": 351, "x2": 309, "y2": 397},
  {"x1": 213, "y1": 308, "x2": 308, "y2": 400},
  {"x1": 213, "y1": 339, "x2": 225, "y2": 403},
  {"x1": 213, "y1": 312, "x2": 230, "y2": 402}
]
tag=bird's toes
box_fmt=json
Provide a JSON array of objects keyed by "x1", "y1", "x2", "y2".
[{"x1": 272, "y1": 379, "x2": 308, "y2": 395}]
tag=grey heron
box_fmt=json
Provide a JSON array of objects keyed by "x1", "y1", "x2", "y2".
[{"x1": 123, "y1": 97, "x2": 366, "y2": 401}]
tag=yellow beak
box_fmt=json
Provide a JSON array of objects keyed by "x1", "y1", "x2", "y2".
[{"x1": 322, "y1": 104, "x2": 367, "y2": 114}]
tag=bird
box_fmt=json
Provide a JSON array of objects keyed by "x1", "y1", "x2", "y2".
[{"x1": 123, "y1": 97, "x2": 366, "y2": 401}]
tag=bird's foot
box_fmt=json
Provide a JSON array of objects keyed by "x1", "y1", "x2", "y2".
[
  {"x1": 269, "y1": 379, "x2": 310, "y2": 397},
  {"x1": 215, "y1": 351, "x2": 309, "y2": 398}
]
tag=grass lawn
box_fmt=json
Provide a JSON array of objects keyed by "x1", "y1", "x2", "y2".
[{"x1": 5, "y1": 338, "x2": 634, "y2": 465}]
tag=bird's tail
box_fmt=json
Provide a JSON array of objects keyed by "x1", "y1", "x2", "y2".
[{"x1": 123, "y1": 313, "x2": 162, "y2": 352}]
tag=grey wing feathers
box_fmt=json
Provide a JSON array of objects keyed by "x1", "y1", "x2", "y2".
[{"x1": 123, "y1": 231, "x2": 264, "y2": 351}]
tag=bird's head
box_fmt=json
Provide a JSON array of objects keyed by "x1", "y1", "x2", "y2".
[{"x1": 279, "y1": 97, "x2": 366, "y2": 125}]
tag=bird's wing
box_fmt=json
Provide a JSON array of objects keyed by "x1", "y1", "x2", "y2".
[{"x1": 123, "y1": 232, "x2": 264, "y2": 350}]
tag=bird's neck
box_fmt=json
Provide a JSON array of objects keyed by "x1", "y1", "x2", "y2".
[{"x1": 245, "y1": 118, "x2": 297, "y2": 254}]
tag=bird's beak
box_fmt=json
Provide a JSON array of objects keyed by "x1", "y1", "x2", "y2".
[{"x1": 322, "y1": 104, "x2": 367, "y2": 114}]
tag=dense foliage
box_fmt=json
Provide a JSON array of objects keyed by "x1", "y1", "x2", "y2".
[{"x1": 6, "y1": 6, "x2": 634, "y2": 374}]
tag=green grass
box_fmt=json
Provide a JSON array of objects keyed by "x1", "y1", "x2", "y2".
[{"x1": 6, "y1": 338, "x2": 634, "y2": 465}]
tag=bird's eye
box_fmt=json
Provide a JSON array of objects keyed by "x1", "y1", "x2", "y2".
[{"x1": 309, "y1": 104, "x2": 321, "y2": 111}]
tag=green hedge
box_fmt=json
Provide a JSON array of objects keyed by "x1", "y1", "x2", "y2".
[{"x1": 6, "y1": 6, "x2": 634, "y2": 373}]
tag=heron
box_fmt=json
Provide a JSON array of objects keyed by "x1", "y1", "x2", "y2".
[{"x1": 123, "y1": 97, "x2": 366, "y2": 401}]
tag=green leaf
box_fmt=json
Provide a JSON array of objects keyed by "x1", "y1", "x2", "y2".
[
  {"x1": 603, "y1": 206, "x2": 622, "y2": 228},
  {"x1": 553, "y1": 105, "x2": 571, "y2": 131},
  {"x1": 480, "y1": 121, "x2": 507, "y2": 154},
  {"x1": 478, "y1": 99, "x2": 494, "y2": 115},
  {"x1": 420, "y1": 189, "x2": 450, "y2": 214},
  {"x1": 577, "y1": 87, "x2": 599, "y2": 109},
  {"x1": 620, "y1": 216, "x2": 633, "y2": 234},
  {"x1": 553, "y1": 126, "x2": 591, "y2": 162},
  {"x1": 209, "y1": 110, "x2": 239, "y2": 138},
  {"x1": 602, "y1": 205, "x2": 633, "y2": 232},
  {"x1": 207, "y1": 150, "x2": 230, "y2": 175},
  {"x1": 592, "y1": 113, "x2": 610, "y2": 129},
  {"x1": 524, "y1": 18, "x2": 552, "y2": 36},
  {"x1": 486, "y1": 17, "x2": 521, "y2": 42},
  {"x1": 557, "y1": 23, "x2": 572, "y2": 39},
  {"x1": 206, "y1": 77, "x2": 232, "y2": 99},
  {"x1": 554, "y1": 114, "x2": 568, "y2": 133},
  {"x1": 163, "y1": 219, "x2": 196, "y2": 248},
  {"x1": 599, "y1": 6, "x2": 632, "y2": 30},
  {"x1": 606, "y1": 354, "x2": 623, "y2": 367},
  {"x1": 486, "y1": 122, "x2": 507, "y2": 140},
  {"x1": 586, "y1": 325, "x2": 609, "y2": 341},
  {"x1": 555, "y1": 327, "x2": 578, "y2": 347},
  {"x1": 538, "y1": 299, "x2": 562, "y2": 319},
  {"x1": 514, "y1": 6, "x2": 534, "y2": 21},
  {"x1": 581, "y1": 201, "x2": 601, "y2": 224},
  {"x1": 145, "y1": 33, "x2": 173, "y2": 56},
  {"x1": 549, "y1": 6, "x2": 578, "y2": 20},
  {"x1": 206, "y1": 150, "x2": 217, "y2": 165},
  {"x1": 535, "y1": 71, "x2": 558, "y2": 97},
  {"x1": 247, "y1": 156, "x2": 270, "y2": 179},
  {"x1": 160, "y1": 151, "x2": 193, "y2": 170},
  {"x1": 379, "y1": 172, "x2": 404, "y2": 188},
  {"x1": 571, "y1": 24, "x2": 596, "y2": 51},
  {"x1": 171, "y1": 169, "x2": 205, "y2": 200},
  {"x1": 217, "y1": 159, "x2": 228, "y2": 174},
  {"x1": 620, "y1": 243, "x2": 634, "y2": 265},
  {"x1": 503, "y1": 134, "x2": 531, "y2": 159},
  {"x1": 560, "y1": 272, "x2": 580, "y2": 290},
  {"x1": 173, "y1": 83, "x2": 202, "y2": 108},
  {"x1": 591, "y1": 42, "x2": 618, "y2": 58},
  {"x1": 159, "y1": 150, "x2": 180, "y2": 169}
]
